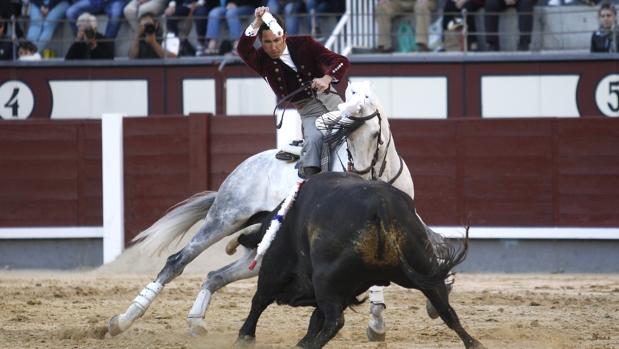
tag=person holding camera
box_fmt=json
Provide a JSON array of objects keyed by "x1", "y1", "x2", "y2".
[
  {"x1": 65, "y1": 12, "x2": 115, "y2": 59},
  {"x1": 128, "y1": 12, "x2": 178, "y2": 58}
]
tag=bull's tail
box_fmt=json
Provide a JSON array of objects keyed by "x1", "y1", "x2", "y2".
[
  {"x1": 397, "y1": 226, "x2": 469, "y2": 290},
  {"x1": 132, "y1": 191, "x2": 217, "y2": 256}
]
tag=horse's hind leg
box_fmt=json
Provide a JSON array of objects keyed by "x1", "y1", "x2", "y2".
[
  {"x1": 188, "y1": 245, "x2": 259, "y2": 336},
  {"x1": 109, "y1": 214, "x2": 246, "y2": 336},
  {"x1": 422, "y1": 287, "x2": 485, "y2": 349}
]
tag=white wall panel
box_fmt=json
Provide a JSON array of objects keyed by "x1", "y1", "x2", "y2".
[
  {"x1": 226, "y1": 78, "x2": 276, "y2": 115},
  {"x1": 482, "y1": 75, "x2": 580, "y2": 118},
  {"x1": 352, "y1": 76, "x2": 448, "y2": 119},
  {"x1": 183, "y1": 79, "x2": 216, "y2": 115},
  {"x1": 50, "y1": 80, "x2": 148, "y2": 119}
]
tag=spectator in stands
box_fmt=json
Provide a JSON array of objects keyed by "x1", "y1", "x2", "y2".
[
  {"x1": 374, "y1": 0, "x2": 437, "y2": 53},
  {"x1": 0, "y1": 0, "x2": 25, "y2": 40},
  {"x1": 266, "y1": 0, "x2": 307, "y2": 35},
  {"x1": 18, "y1": 40, "x2": 42, "y2": 60},
  {"x1": 591, "y1": 2, "x2": 618, "y2": 52},
  {"x1": 442, "y1": 0, "x2": 484, "y2": 51},
  {"x1": 129, "y1": 12, "x2": 179, "y2": 58},
  {"x1": 27, "y1": 0, "x2": 71, "y2": 54},
  {"x1": 0, "y1": 20, "x2": 16, "y2": 60},
  {"x1": 484, "y1": 0, "x2": 536, "y2": 51},
  {"x1": 203, "y1": 0, "x2": 259, "y2": 55},
  {"x1": 192, "y1": 1, "x2": 219, "y2": 55},
  {"x1": 124, "y1": 0, "x2": 168, "y2": 32},
  {"x1": 305, "y1": 0, "x2": 345, "y2": 37},
  {"x1": 165, "y1": 0, "x2": 220, "y2": 56},
  {"x1": 66, "y1": 0, "x2": 129, "y2": 39},
  {"x1": 65, "y1": 12, "x2": 115, "y2": 59}
]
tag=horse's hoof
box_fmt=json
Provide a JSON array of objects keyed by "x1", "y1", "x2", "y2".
[
  {"x1": 108, "y1": 315, "x2": 125, "y2": 337},
  {"x1": 188, "y1": 317, "x2": 208, "y2": 337},
  {"x1": 225, "y1": 238, "x2": 240, "y2": 255},
  {"x1": 234, "y1": 334, "x2": 256, "y2": 347},
  {"x1": 366, "y1": 326, "x2": 386, "y2": 342}
]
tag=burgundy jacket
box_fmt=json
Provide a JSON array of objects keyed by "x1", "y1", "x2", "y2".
[{"x1": 238, "y1": 34, "x2": 350, "y2": 102}]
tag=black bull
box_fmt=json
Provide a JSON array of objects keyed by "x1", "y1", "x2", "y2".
[{"x1": 236, "y1": 172, "x2": 484, "y2": 349}]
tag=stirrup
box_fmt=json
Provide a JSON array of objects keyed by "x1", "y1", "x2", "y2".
[{"x1": 275, "y1": 150, "x2": 299, "y2": 162}]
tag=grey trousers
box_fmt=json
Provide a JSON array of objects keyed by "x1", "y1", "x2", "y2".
[{"x1": 297, "y1": 89, "x2": 342, "y2": 168}]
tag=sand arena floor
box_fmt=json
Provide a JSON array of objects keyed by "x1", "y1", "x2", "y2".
[{"x1": 1, "y1": 260, "x2": 618, "y2": 349}]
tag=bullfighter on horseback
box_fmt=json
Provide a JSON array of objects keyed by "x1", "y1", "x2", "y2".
[{"x1": 237, "y1": 6, "x2": 349, "y2": 179}]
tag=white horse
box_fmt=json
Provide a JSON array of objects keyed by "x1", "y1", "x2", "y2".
[{"x1": 108, "y1": 81, "x2": 447, "y2": 340}]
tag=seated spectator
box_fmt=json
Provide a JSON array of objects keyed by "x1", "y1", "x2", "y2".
[
  {"x1": 164, "y1": 0, "x2": 203, "y2": 56},
  {"x1": 0, "y1": 20, "x2": 16, "y2": 60},
  {"x1": 266, "y1": 0, "x2": 306, "y2": 35},
  {"x1": 66, "y1": 0, "x2": 129, "y2": 39},
  {"x1": 591, "y1": 1, "x2": 618, "y2": 52},
  {"x1": 193, "y1": 1, "x2": 220, "y2": 55},
  {"x1": 65, "y1": 12, "x2": 115, "y2": 59},
  {"x1": 442, "y1": 0, "x2": 484, "y2": 51},
  {"x1": 124, "y1": 0, "x2": 167, "y2": 32},
  {"x1": 129, "y1": 12, "x2": 178, "y2": 58},
  {"x1": 18, "y1": 40, "x2": 42, "y2": 60},
  {"x1": 203, "y1": 0, "x2": 258, "y2": 55},
  {"x1": 0, "y1": 0, "x2": 25, "y2": 39},
  {"x1": 305, "y1": 0, "x2": 345, "y2": 37},
  {"x1": 374, "y1": 0, "x2": 437, "y2": 53},
  {"x1": 27, "y1": 0, "x2": 71, "y2": 54},
  {"x1": 484, "y1": 0, "x2": 536, "y2": 51}
]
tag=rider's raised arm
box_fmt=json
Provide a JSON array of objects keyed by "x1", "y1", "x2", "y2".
[{"x1": 237, "y1": 22, "x2": 264, "y2": 75}]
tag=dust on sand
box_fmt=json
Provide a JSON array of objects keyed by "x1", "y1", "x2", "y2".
[{"x1": 1, "y1": 237, "x2": 618, "y2": 348}]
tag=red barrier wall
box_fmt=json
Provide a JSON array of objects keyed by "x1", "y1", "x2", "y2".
[{"x1": 1, "y1": 116, "x2": 618, "y2": 244}]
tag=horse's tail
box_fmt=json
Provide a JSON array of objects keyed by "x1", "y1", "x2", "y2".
[{"x1": 132, "y1": 191, "x2": 217, "y2": 256}]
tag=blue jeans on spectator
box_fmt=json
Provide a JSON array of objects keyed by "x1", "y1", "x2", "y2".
[
  {"x1": 27, "y1": 1, "x2": 70, "y2": 52},
  {"x1": 267, "y1": 0, "x2": 305, "y2": 35},
  {"x1": 66, "y1": 0, "x2": 128, "y2": 38},
  {"x1": 206, "y1": 5, "x2": 254, "y2": 40}
]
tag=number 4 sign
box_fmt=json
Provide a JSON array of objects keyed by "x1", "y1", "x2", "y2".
[
  {"x1": 595, "y1": 74, "x2": 619, "y2": 117},
  {"x1": 0, "y1": 80, "x2": 34, "y2": 120}
]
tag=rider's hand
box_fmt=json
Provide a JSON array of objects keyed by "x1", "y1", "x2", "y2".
[
  {"x1": 311, "y1": 75, "x2": 333, "y2": 93},
  {"x1": 253, "y1": 6, "x2": 268, "y2": 28}
]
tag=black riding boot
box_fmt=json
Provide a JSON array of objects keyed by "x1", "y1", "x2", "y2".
[{"x1": 299, "y1": 166, "x2": 321, "y2": 179}]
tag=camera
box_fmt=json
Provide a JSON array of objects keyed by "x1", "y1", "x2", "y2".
[
  {"x1": 84, "y1": 28, "x2": 96, "y2": 40},
  {"x1": 144, "y1": 23, "x2": 156, "y2": 35}
]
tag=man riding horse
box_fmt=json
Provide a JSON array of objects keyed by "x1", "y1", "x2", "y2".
[{"x1": 237, "y1": 6, "x2": 348, "y2": 179}]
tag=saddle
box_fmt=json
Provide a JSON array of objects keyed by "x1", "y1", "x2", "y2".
[{"x1": 275, "y1": 140, "x2": 302, "y2": 162}]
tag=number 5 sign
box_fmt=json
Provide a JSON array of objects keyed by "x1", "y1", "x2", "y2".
[
  {"x1": 595, "y1": 74, "x2": 619, "y2": 117},
  {"x1": 0, "y1": 80, "x2": 35, "y2": 120}
]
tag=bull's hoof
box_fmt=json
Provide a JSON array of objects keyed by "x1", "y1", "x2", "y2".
[
  {"x1": 188, "y1": 317, "x2": 208, "y2": 337},
  {"x1": 366, "y1": 326, "x2": 386, "y2": 342},
  {"x1": 108, "y1": 315, "x2": 125, "y2": 337},
  {"x1": 426, "y1": 298, "x2": 440, "y2": 319},
  {"x1": 234, "y1": 334, "x2": 256, "y2": 348}
]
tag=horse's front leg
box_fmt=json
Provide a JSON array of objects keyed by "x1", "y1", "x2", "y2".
[{"x1": 187, "y1": 245, "x2": 260, "y2": 336}]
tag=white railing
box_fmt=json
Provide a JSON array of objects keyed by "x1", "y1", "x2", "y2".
[{"x1": 326, "y1": 0, "x2": 377, "y2": 55}]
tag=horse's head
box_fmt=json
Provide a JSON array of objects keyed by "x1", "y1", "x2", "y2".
[{"x1": 315, "y1": 81, "x2": 389, "y2": 179}]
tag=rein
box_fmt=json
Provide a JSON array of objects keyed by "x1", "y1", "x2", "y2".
[
  {"x1": 273, "y1": 81, "x2": 338, "y2": 129},
  {"x1": 345, "y1": 110, "x2": 404, "y2": 185}
]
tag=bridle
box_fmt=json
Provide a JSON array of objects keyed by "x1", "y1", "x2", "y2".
[{"x1": 345, "y1": 107, "x2": 404, "y2": 185}]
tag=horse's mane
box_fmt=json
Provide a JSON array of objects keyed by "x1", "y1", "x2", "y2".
[{"x1": 316, "y1": 81, "x2": 385, "y2": 150}]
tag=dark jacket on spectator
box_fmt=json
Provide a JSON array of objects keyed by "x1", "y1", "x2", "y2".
[
  {"x1": 591, "y1": 27, "x2": 618, "y2": 52},
  {"x1": 0, "y1": 38, "x2": 14, "y2": 60},
  {"x1": 65, "y1": 32, "x2": 115, "y2": 59}
]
